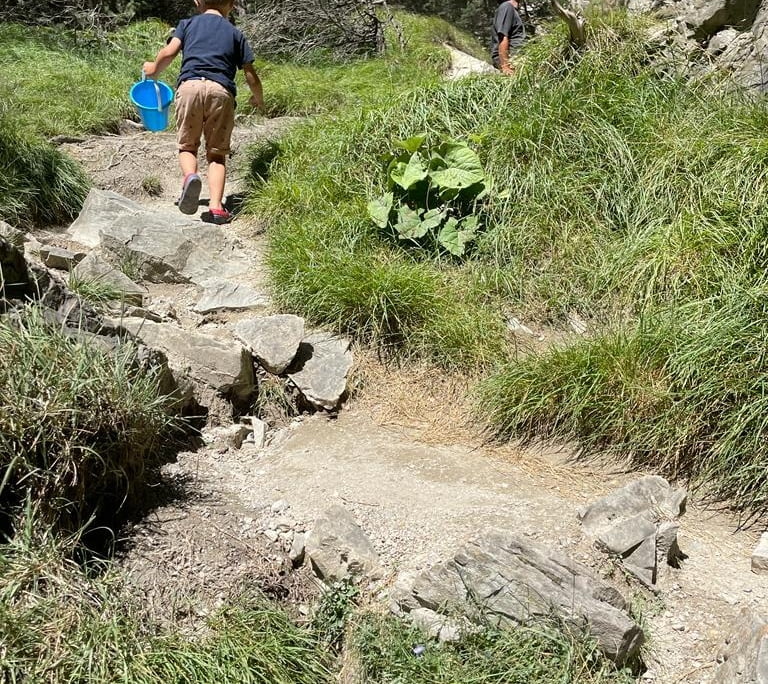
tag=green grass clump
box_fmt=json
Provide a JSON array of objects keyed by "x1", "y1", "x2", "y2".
[
  {"x1": 350, "y1": 612, "x2": 634, "y2": 683},
  {"x1": 0, "y1": 306, "x2": 177, "y2": 529},
  {"x1": 0, "y1": 111, "x2": 89, "y2": 227},
  {"x1": 0, "y1": 528, "x2": 332, "y2": 683}
]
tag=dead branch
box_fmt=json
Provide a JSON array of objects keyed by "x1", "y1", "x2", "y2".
[{"x1": 551, "y1": 0, "x2": 587, "y2": 48}]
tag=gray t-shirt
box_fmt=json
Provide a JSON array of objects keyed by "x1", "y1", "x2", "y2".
[{"x1": 490, "y1": 2, "x2": 525, "y2": 65}]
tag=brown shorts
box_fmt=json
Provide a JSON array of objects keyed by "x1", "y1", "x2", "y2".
[{"x1": 175, "y1": 78, "x2": 235, "y2": 157}]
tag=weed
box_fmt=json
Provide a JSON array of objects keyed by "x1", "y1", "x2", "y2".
[
  {"x1": 68, "y1": 271, "x2": 127, "y2": 305},
  {"x1": 0, "y1": 527, "x2": 333, "y2": 683},
  {"x1": 141, "y1": 175, "x2": 163, "y2": 197},
  {"x1": 311, "y1": 580, "x2": 361, "y2": 651},
  {"x1": 0, "y1": 112, "x2": 89, "y2": 228}
]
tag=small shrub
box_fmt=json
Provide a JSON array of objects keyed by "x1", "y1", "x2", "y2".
[{"x1": 368, "y1": 135, "x2": 487, "y2": 256}]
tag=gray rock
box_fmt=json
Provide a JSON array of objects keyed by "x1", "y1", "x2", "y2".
[
  {"x1": 713, "y1": 609, "x2": 768, "y2": 683},
  {"x1": 289, "y1": 531, "x2": 306, "y2": 567},
  {"x1": 752, "y1": 532, "x2": 768, "y2": 574},
  {"x1": 579, "y1": 476, "x2": 686, "y2": 587},
  {"x1": 108, "y1": 303, "x2": 164, "y2": 323},
  {"x1": 40, "y1": 246, "x2": 85, "y2": 271},
  {"x1": 193, "y1": 279, "x2": 270, "y2": 314},
  {"x1": 67, "y1": 189, "x2": 143, "y2": 249},
  {"x1": 72, "y1": 252, "x2": 147, "y2": 307},
  {"x1": 1, "y1": 237, "x2": 30, "y2": 302},
  {"x1": 225, "y1": 423, "x2": 253, "y2": 449},
  {"x1": 305, "y1": 505, "x2": 382, "y2": 583},
  {"x1": 445, "y1": 45, "x2": 496, "y2": 80},
  {"x1": 67, "y1": 189, "x2": 250, "y2": 285},
  {"x1": 234, "y1": 314, "x2": 305, "y2": 374},
  {"x1": 395, "y1": 531, "x2": 643, "y2": 666},
  {"x1": 250, "y1": 416, "x2": 267, "y2": 449},
  {"x1": 0, "y1": 221, "x2": 24, "y2": 248},
  {"x1": 684, "y1": 0, "x2": 761, "y2": 40},
  {"x1": 114, "y1": 317, "x2": 254, "y2": 403},
  {"x1": 271, "y1": 499, "x2": 290, "y2": 513},
  {"x1": 288, "y1": 332, "x2": 353, "y2": 410},
  {"x1": 708, "y1": 27, "x2": 741, "y2": 53},
  {"x1": 410, "y1": 607, "x2": 464, "y2": 643}
]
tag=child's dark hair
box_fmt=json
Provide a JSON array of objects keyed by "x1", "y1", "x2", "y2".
[{"x1": 203, "y1": 0, "x2": 232, "y2": 10}]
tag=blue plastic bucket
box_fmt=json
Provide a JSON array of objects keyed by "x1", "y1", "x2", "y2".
[{"x1": 129, "y1": 77, "x2": 174, "y2": 132}]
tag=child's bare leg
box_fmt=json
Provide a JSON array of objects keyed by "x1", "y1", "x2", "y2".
[
  {"x1": 207, "y1": 153, "x2": 226, "y2": 211},
  {"x1": 179, "y1": 150, "x2": 198, "y2": 178}
]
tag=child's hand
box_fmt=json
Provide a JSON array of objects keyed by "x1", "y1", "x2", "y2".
[{"x1": 142, "y1": 61, "x2": 158, "y2": 78}]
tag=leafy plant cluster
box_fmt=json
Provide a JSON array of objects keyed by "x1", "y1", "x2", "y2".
[{"x1": 368, "y1": 136, "x2": 488, "y2": 257}]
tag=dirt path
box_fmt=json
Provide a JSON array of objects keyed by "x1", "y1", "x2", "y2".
[{"x1": 60, "y1": 119, "x2": 768, "y2": 684}]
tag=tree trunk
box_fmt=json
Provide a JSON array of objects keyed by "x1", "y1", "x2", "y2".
[{"x1": 551, "y1": 0, "x2": 587, "y2": 48}]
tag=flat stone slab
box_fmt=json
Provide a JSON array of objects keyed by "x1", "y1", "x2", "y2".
[
  {"x1": 234, "y1": 314, "x2": 305, "y2": 374},
  {"x1": 116, "y1": 317, "x2": 254, "y2": 401},
  {"x1": 752, "y1": 532, "x2": 768, "y2": 575},
  {"x1": 288, "y1": 332, "x2": 353, "y2": 410},
  {"x1": 393, "y1": 531, "x2": 644, "y2": 666},
  {"x1": 193, "y1": 278, "x2": 270, "y2": 314},
  {"x1": 72, "y1": 252, "x2": 147, "y2": 307},
  {"x1": 67, "y1": 189, "x2": 250, "y2": 285}
]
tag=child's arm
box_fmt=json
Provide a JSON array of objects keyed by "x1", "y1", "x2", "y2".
[
  {"x1": 243, "y1": 63, "x2": 264, "y2": 111},
  {"x1": 143, "y1": 38, "x2": 182, "y2": 78}
]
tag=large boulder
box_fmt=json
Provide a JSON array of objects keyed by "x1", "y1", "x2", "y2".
[
  {"x1": 578, "y1": 476, "x2": 686, "y2": 588},
  {"x1": 67, "y1": 189, "x2": 250, "y2": 285},
  {"x1": 234, "y1": 314, "x2": 305, "y2": 374},
  {"x1": 287, "y1": 332, "x2": 353, "y2": 410},
  {"x1": 393, "y1": 531, "x2": 644, "y2": 666},
  {"x1": 713, "y1": 609, "x2": 768, "y2": 683},
  {"x1": 114, "y1": 317, "x2": 255, "y2": 405},
  {"x1": 305, "y1": 505, "x2": 382, "y2": 583}
]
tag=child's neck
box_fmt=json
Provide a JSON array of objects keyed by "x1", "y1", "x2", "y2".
[{"x1": 204, "y1": 8, "x2": 228, "y2": 18}]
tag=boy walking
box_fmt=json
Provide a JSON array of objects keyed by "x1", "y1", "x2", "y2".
[{"x1": 142, "y1": 0, "x2": 263, "y2": 224}]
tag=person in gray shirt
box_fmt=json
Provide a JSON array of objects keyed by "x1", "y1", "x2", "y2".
[{"x1": 491, "y1": 0, "x2": 525, "y2": 75}]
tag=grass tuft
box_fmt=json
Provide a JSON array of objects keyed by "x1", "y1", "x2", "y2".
[
  {"x1": 349, "y1": 612, "x2": 635, "y2": 683},
  {"x1": 0, "y1": 305, "x2": 177, "y2": 529}
]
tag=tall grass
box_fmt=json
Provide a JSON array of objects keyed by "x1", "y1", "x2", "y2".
[
  {"x1": 0, "y1": 306, "x2": 177, "y2": 529},
  {"x1": 0, "y1": 112, "x2": 89, "y2": 227}
]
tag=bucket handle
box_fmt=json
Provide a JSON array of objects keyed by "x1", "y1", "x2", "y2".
[{"x1": 141, "y1": 70, "x2": 164, "y2": 113}]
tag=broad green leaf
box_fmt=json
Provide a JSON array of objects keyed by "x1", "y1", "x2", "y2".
[
  {"x1": 395, "y1": 204, "x2": 428, "y2": 239},
  {"x1": 430, "y1": 166, "x2": 484, "y2": 190},
  {"x1": 439, "y1": 141, "x2": 484, "y2": 177},
  {"x1": 394, "y1": 135, "x2": 427, "y2": 154},
  {"x1": 438, "y1": 216, "x2": 477, "y2": 256},
  {"x1": 391, "y1": 152, "x2": 428, "y2": 190},
  {"x1": 367, "y1": 192, "x2": 393, "y2": 229},
  {"x1": 420, "y1": 208, "x2": 446, "y2": 232},
  {"x1": 459, "y1": 214, "x2": 480, "y2": 236}
]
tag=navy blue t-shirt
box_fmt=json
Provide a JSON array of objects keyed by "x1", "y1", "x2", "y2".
[{"x1": 173, "y1": 13, "x2": 254, "y2": 97}]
